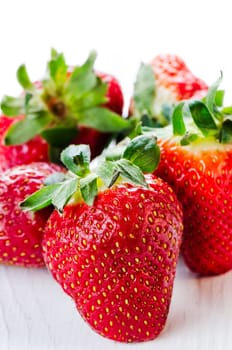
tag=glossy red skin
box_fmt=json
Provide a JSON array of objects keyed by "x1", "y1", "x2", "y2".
[
  {"x1": 155, "y1": 139, "x2": 232, "y2": 275},
  {"x1": 0, "y1": 162, "x2": 63, "y2": 267},
  {"x1": 129, "y1": 54, "x2": 208, "y2": 118},
  {"x1": 150, "y1": 54, "x2": 208, "y2": 100},
  {"x1": 42, "y1": 174, "x2": 183, "y2": 342},
  {"x1": 73, "y1": 72, "x2": 124, "y2": 158},
  {"x1": 0, "y1": 115, "x2": 49, "y2": 172},
  {"x1": 98, "y1": 72, "x2": 124, "y2": 115}
]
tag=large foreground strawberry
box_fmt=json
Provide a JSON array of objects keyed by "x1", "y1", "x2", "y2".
[
  {"x1": 22, "y1": 137, "x2": 183, "y2": 342},
  {"x1": 0, "y1": 49, "x2": 128, "y2": 169},
  {"x1": 0, "y1": 162, "x2": 63, "y2": 267},
  {"x1": 129, "y1": 54, "x2": 208, "y2": 127},
  {"x1": 154, "y1": 75, "x2": 232, "y2": 275}
]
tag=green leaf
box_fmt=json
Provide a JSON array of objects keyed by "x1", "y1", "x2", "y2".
[
  {"x1": 133, "y1": 63, "x2": 155, "y2": 117},
  {"x1": 126, "y1": 118, "x2": 142, "y2": 139},
  {"x1": 17, "y1": 64, "x2": 34, "y2": 90},
  {"x1": 205, "y1": 72, "x2": 223, "y2": 114},
  {"x1": 71, "y1": 80, "x2": 108, "y2": 111},
  {"x1": 20, "y1": 183, "x2": 61, "y2": 211},
  {"x1": 25, "y1": 93, "x2": 33, "y2": 112},
  {"x1": 115, "y1": 159, "x2": 147, "y2": 187},
  {"x1": 4, "y1": 111, "x2": 52, "y2": 145},
  {"x1": 60, "y1": 144, "x2": 90, "y2": 176},
  {"x1": 80, "y1": 173, "x2": 98, "y2": 205},
  {"x1": 188, "y1": 100, "x2": 218, "y2": 137},
  {"x1": 51, "y1": 48, "x2": 58, "y2": 59},
  {"x1": 180, "y1": 133, "x2": 199, "y2": 146},
  {"x1": 104, "y1": 146, "x2": 124, "y2": 161},
  {"x1": 161, "y1": 103, "x2": 173, "y2": 124},
  {"x1": 44, "y1": 172, "x2": 66, "y2": 185},
  {"x1": 221, "y1": 105, "x2": 232, "y2": 115},
  {"x1": 140, "y1": 114, "x2": 157, "y2": 128},
  {"x1": 79, "y1": 107, "x2": 132, "y2": 132},
  {"x1": 214, "y1": 90, "x2": 224, "y2": 107},
  {"x1": 95, "y1": 160, "x2": 115, "y2": 187},
  {"x1": 142, "y1": 124, "x2": 172, "y2": 140},
  {"x1": 123, "y1": 134, "x2": 160, "y2": 172},
  {"x1": 41, "y1": 127, "x2": 78, "y2": 147},
  {"x1": 220, "y1": 119, "x2": 232, "y2": 144},
  {"x1": 1, "y1": 95, "x2": 25, "y2": 116},
  {"x1": 48, "y1": 50, "x2": 67, "y2": 86},
  {"x1": 51, "y1": 178, "x2": 78, "y2": 212},
  {"x1": 65, "y1": 51, "x2": 97, "y2": 98},
  {"x1": 172, "y1": 102, "x2": 186, "y2": 136}
]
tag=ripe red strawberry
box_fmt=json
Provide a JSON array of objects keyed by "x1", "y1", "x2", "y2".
[
  {"x1": 43, "y1": 175, "x2": 182, "y2": 342},
  {"x1": 150, "y1": 54, "x2": 208, "y2": 101},
  {"x1": 154, "y1": 76, "x2": 232, "y2": 275},
  {"x1": 129, "y1": 54, "x2": 208, "y2": 127},
  {"x1": 156, "y1": 140, "x2": 232, "y2": 275},
  {"x1": 1, "y1": 49, "x2": 127, "y2": 166},
  {"x1": 0, "y1": 115, "x2": 49, "y2": 172},
  {"x1": 22, "y1": 138, "x2": 183, "y2": 342},
  {"x1": 0, "y1": 162, "x2": 63, "y2": 267}
]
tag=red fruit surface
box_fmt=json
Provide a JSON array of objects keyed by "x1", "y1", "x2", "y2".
[
  {"x1": 151, "y1": 54, "x2": 208, "y2": 101},
  {"x1": 42, "y1": 174, "x2": 183, "y2": 342},
  {"x1": 0, "y1": 115, "x2": 49, "y2": 172},
  {"x1": 155, "y1": 139, "x2": 232, "y2": 275},
  {"x1": 0, "y1": 162, "x2": 63, "y2": 267},
  {"x1": 98, "y1": 71, "x2": 124, "y2": 115}
]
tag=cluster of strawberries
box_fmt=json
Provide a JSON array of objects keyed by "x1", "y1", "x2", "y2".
[{"x1": 0, "y1": 50, "x2": 231, "y2": 343}]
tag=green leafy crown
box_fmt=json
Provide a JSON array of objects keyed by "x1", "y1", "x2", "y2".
[
  {"x1": 170, "y1": 73, "x2": 232, "y2": 145},
  {"x1": 20, "y1": 134, "x2": 160, "y2": 213},
  {"x1": 131, "y1": 62, "x2": 173, "y2": 128},
  {"x1": 1, "y1": 49, "x2": 131, "y2": 153}
]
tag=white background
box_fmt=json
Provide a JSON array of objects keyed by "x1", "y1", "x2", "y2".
[
  {"x1": 0, "y1": 0, "x2": 232, "y2": 105},
  {"x1": 1, "y1": 1, "x2": 232, "y2": 349}
]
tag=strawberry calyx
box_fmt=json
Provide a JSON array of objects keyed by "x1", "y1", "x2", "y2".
[
  {"x1": 130, "y1": 55, "x2": 209, "y2": 130},
  {"x1": 170, "y1": 73, "x2": 232, "y2": 146},
  {"x1": 20, "y1": 134, "x2": 160, "y2": 212},
  {"x1": 130, "y1": 62, "x2": 172, "y2": 128},
  {"x1": 1, "y1": 49, "x2": 131, "y2": 161}
]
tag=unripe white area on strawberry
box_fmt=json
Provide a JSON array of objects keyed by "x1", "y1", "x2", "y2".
[
  {"x1": 153, "y1": 86, "x2": 177, "y2": 115},
  {"x1": 168, "y1": 136, "x2": 232, "y2": 153}
]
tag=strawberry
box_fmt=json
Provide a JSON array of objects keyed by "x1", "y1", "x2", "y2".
[
  {"x1": 129, "y1": 54, "x2": 208, "y2": 127},
  {"x1": 154, "y1": 74, "x2": 232, "y2": 275},
  {"x1": 0, "y1": 49, "x2": 128, "y2": 166},
  {"x1": 0, "y1": 115, "x2": 49, "y2": 172},
  {"x1": 150, "y1": 54, "x2": 208, "y2": 101},
  {"x1": 22, "y1": 137, "x2": 183, "y2": 342},
  {"x1": 0, "y1": 162, "x2": 63, "y2": 267}
]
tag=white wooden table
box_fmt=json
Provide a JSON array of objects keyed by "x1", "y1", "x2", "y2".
[{"x1": 1, "y1": 258, "x2": 231, "y2": 350}]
